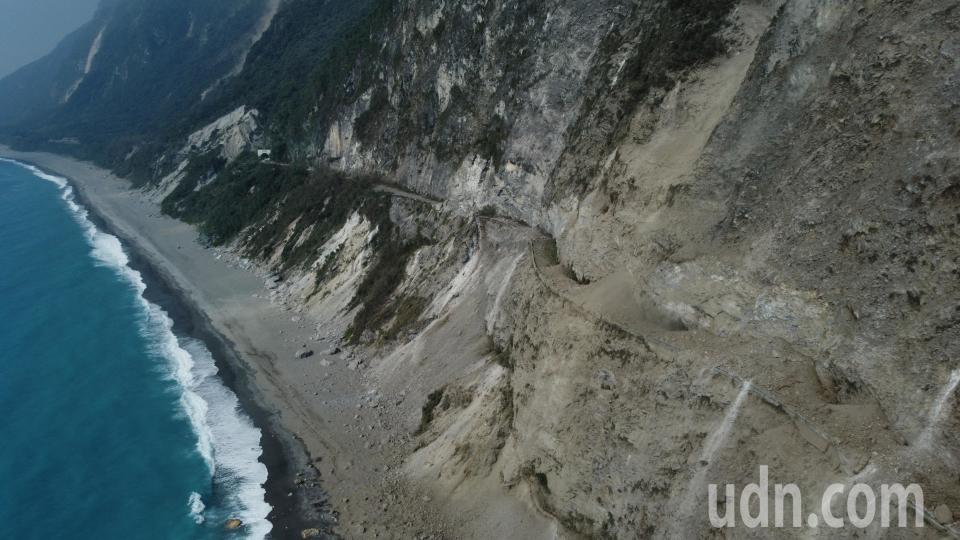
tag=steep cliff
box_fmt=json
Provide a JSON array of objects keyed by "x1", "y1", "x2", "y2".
[
  {"x1": 277, "y1": 1, "x2": 960, "y2": 536},
  {"x1": 2, "y1": 0, "x2": 959, "y2": 537}
]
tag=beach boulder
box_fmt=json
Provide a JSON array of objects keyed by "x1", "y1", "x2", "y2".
[
  {"x1": 296, "y1": 349, "x2": 314, "y2": 359},
  {"x1": 224, "y1": 518, "x2": 243, "y2": 530},
  {"x1": 934, "y1": 504, "x2": 953, "y2": 525}
]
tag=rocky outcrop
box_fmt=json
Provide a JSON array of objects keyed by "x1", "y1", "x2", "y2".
[
  {"x1": 149, "y1": 106, "x2": 262, "y2": 201},
  {"x1": 294, "y1": 0, "x2": 960, "y2": 536},
  {"x1": 184, "y1": 107, "x2": 262, "y2": 162},
  {"x1": 311, "y1": 0, "x2": 692, "y2": 222}
]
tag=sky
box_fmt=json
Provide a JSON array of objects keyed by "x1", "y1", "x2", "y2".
[{"x1": 0, "y1": 0, "x2": 100, "y2": 78}]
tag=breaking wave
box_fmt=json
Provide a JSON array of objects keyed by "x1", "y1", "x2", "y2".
[{"x1": 5, "y1": 159, "x2": 272, "y2": 538}]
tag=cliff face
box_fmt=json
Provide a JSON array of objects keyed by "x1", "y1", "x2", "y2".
[
  {"x1": 288, "y1": 1, "x2": 960, "y2": 536},
  {"x1": 308, "y1": 0, "x2": 747, "y2": 225},
  {"x1": 4, "y1": 0, "x2": 960, "y2": 537}
]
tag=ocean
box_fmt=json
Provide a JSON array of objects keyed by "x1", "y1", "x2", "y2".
[{"x1": 0, "y1": 159, "x2": 272, "y2": 538}]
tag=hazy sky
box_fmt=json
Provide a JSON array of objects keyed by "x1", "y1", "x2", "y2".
[{"x1": 0, "y1": 0, "x2": 100, "y2": 78}]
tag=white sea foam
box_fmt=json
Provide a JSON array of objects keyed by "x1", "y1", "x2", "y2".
[
  {"x1": 182, "y1": 339, "x2": 272, "y2": 539},
  {"x1": 188, "y1": 492, "x2": 206, "y2": 524},
  {"x1": 0, "y1": 159, "x2": 68, "y2": 189},
  {"x1": 6, "y1": 159, "x2": 273, "y2": 538}
]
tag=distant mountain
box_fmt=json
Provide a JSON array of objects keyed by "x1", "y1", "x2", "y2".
[
  {"x1": 0, "y1": 0, "x2": 380, "y2": 181},
  {"x1": 0, "y1": 0, "x2": 271, "y2": 170}
]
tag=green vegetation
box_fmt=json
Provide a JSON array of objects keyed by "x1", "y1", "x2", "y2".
[
  {"x1": 0, "y1": 0, "x2": 399, "y2": 184},
  {"x1": 164, "y1": 151, "x2": 432, "y2": 344},
  {"x1": 417, "y1": 388, "x2": 445, "y2": 435},
  {"x1": 0, "y1": 0, "x2": 267, "y2": 179},
  {"x1": 163, "y1": 153, "x2": 388, "y2": 267},
  {"x1": 163, "y1": 154, "x2": 307, "y2": 245},
  {"x1": 623, "y1": 0, "x2": 737, "y2": 99},
  {"x1": 555, "y1": 0, "x2": 738, "y2": 195},
  {"x1": 486, "y1": 336, "x2": 513, "y2": 370},
  {"x1": 315, "y1": 247, "x2": 342, "y2": 282},
  {"x1": 564, "y1": 264, "x2": 591, "y2": 285},
  {"x1": 384, "y1": 295, "x2": 429, "y2": 341},
  {"x1": 160, "y1": 150, "x2": 228, "y2": 215},
  {"x1": 475, "y1": 115, "x2": 509, "y2": 169},
  {"x1": 663, "y1": 0, "x2": 735, "y2": 70},
  {"x1": 353, "y1": 85, "x2": 391, "y2": 143},
  {"x1": 220, "y1": 0, "x2": 396, "y2": 139},
  {"x1": 542, "y1": 238, "x2": 561, "y2": 265},
  {"x1": 345, "y1": 235, "x2": 430, "y2": 344}
]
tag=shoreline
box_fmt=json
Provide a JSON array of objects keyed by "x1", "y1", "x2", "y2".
[
  {"x1": 115, "y1": 218, "x2": 325, "y2": 538},
  {"x1": 2, "y1": 152, "x2": 330, "y2": 538},
  {"x1": 0, "y1": 145, "x2": 465, "y2": 540}
]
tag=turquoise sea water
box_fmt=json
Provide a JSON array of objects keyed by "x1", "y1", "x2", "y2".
[{"x1": 0, "y1": 160, "x2": 271, "y2": 538}]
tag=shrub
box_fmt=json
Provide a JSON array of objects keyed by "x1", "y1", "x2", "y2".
[
  {"x1": 162, "y1": 153, "x2": 387, "y2": 270},
  {"x1": 345, "y1": 235, "x2": 430, "y2": 343},
  {"x1": 475, "y1": 114, "x2": 509, "y2": 169},
  {"x1": 353, "y1": 85, "x2": 391, "y2": 143},
  {"x1": 161, "y1": 149, "x2": 227, "y2": 215},
  {"x1": 383, "y1": 295, "x2": 429, "y2": 341}
]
